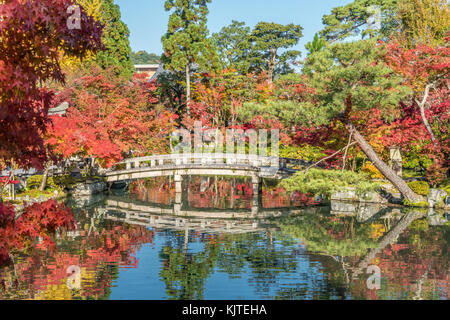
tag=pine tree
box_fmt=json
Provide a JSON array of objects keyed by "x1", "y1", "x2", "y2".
[
  {"x1": 162, "y1": 0, "x2": 220, "y2": 116},
  {"x1": 94, "y1": 0, "x2": 134, "y2": 78},
  {"x1": 249, "y1": 22, "x2": 303, "y2": 82},
  {"x1": 320, "y1": 0, "x2": 400, "y2": 42},
  {"x1": 302, "y1": 39, "x2": 421, "y2": 202}
]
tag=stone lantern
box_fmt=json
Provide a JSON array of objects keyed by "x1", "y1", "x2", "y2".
[{"x1": 389, "y1": 146, "x2": 403, "y2": 177}]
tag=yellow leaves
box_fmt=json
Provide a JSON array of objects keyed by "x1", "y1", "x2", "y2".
[
  {"x1": 77, "y1": 0, "x2": 104, "y2": 21},
  {"x1": 362, "y1": 161, "x2": 385, "y2": 180},
  {"x1": 369, "y1": 224, "x2": 386, "y2": 240}
]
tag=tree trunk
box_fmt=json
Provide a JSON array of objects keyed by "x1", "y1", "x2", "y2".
[
  {"x1": 186, "y1": 63, "x2": 191, "y2": 117},
  {"x1": 342, "y1": 120, "x2": 420, "y2": 203},
  {"x1": 418, "y1": 100, "x2": 437, "y2": 144},
  {"x1": 39, "y1": 162, "x2": 52, "y2": 192},
  {"x1": 416, "y1": 84, "x2": 437, "y2": 145},
  {"x1": 267, "y1": 48, "x2": 277, "y2": 83}
]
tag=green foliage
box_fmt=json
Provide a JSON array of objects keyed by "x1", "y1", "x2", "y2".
[
  {"x1": 277, "y1": 215, "x2": 378, "y2": 257},
  {"x1": 93, "y1": 0, "x2": 134, "y2": 78},
  {"x1": 26, "y1": 175, "x2": 56, "y2": 191},
  {"x1": 239, "y1": 100, "x2": 324, "y2": 127},
  {"x1": 407, "y1": 181, "x2": 430, "y2": 196},
  {"x1": 161, "y1": 0, "x2": 220, "y2": 74},
  {"x1": 305, "y1": 33, "x2": 327, "y2": 55},
  {"x1": 279, "y1": 145, "x2": 327, "y2": 162},
  {"x1": 213, "y1": 21, "x2": 303, "y2": 79},
  {"x1": 280, "y1": 168, "x2": 381, "y2": 198},
  {"x1": 320, "y1": 0, "x2": 401, "y2": 42},
  {"x1": 53, "y1": 175, "x2": 80, "y2": 190},
  {"x1": 249, "y1": 22, "x2": 303, "y2": 79},
  {"x1": 212, "y1": 20, "x2": 253, "y2": 74},
  {"x1": 302, "y1": 39, "x2": 412, "y2": 125},
  {"x1": 131, "y1": 51, "x2": 161, "y2": 64},
  {"x1": 403, "y1": 199, "x2": 430, "y2": 207}
]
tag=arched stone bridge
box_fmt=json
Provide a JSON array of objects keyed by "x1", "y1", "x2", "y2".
[
  {"x1": 105, "y1": 153, "x2": 296, "y2": 183},
  {"x1": 104, "y1": 153, "x2": 308, "y2": 212}
]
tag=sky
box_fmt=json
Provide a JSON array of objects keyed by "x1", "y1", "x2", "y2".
[{"x1": 115, "y1": 0, "x2": 354, "y2": 56}]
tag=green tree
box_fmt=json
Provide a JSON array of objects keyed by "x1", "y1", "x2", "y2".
[
  {"x1": 301, "y1": 39, "x2": 420, "y2": 202},
  {"x1": 249, "y1": 22, "x2": 303, "y2": 82},
  {"x1": 212, "y1": 20, "x2": 253, "y2": 74},
  {"x1": 162, "y1": 0, "x2": 220, "y2": 116},
  {"x1": 320, "y1": 0, "x2": 400, "y2": 42},
  {"x1": 93, "y1": 0, "x2": 134, "y2": 78},
  {"x1": 305, "y1": 33, "x2": 327, "y2": 55},
  {"x1": 131, "y1": 50, "x2": 161, "y2": 64}
]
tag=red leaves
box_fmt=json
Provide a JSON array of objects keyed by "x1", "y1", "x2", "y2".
[
  {"x1": 0, "y1": 0, "x2": 103, "y2": 169},
  {"x1": 385, "y1": 40, "x2": 450, "y2": 94},
  {"x1": 45, "y1": 68, "x2": 178, "y2": 168},
  {"x1": 0, "y1": 200, "x2": 75, "y2": 265}
]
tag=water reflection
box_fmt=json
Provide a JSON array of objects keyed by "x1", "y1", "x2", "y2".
[{"x1": 0, "y1": 177, "x2": 449, "y2": 300}]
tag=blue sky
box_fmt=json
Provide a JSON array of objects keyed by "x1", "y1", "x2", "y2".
[{"x1": 115, "y1": 0, "x2": 354, "y2": 56}]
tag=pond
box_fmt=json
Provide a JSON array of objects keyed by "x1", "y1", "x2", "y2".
[{"x1": 0, "y1": 176, "x2": 449, "y2": 300}]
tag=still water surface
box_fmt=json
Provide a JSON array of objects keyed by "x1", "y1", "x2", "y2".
[{"x1": 1, "y1": 177, "x2": 449, "y2": 300}]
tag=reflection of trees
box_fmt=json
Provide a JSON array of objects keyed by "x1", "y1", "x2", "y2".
[
  {"x1": 276, "y1": 214, "x2": 379, "y2": 258},
  {"x1": 0, "y1": 208, "x2": 154, "y2": 300},
  {"x1": 158, "y1": 231, "x2": 299, "y2": 299},
  {"x1": 130, "y1": 176, "x2": 315, "y2": 210},
  {"x1": 350, "y1": 217, "x2": 450, "y2": 300},
  {"x1": 159, "y1": 231, "x2": 221, "y2": 300}
]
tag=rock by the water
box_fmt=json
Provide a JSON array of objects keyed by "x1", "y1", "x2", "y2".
[
  {"x1": 331, "y1": 188, "x2": 358, "y2": 202},
  {"x1": 69, "y1": 180, "x2": 107, "y2": 197},
  {"x1": 331, "y1": 201, "x2": 357, "y2": 215},
  {"x1": 428, "y1": 189, "x2": 447, "y2": 208}
]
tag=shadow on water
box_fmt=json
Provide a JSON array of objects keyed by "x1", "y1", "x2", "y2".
[{"x1": 1, "y1": 176, "x2": 449, "y2": 300}]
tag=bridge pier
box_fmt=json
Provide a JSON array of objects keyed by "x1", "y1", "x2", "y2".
[
  {"x1": 174, "y1": 174, "x2": 183, "y2": 214},
  {"x1": 252, "y1": 176, "x2": 263, "y2": 215}
]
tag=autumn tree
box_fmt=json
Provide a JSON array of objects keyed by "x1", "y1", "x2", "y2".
[
  {"x1": 396, "y1": 0, "x2": 450, "y2": 48},
  {"x1": 249, "y1": 22, "x2": 303, "y2": 82},
  {"x1": 0, "y1": 0, "x2": 102, "y2": 170},
  {"x1": 385, "y1": 41, "x2": 450, "y2": 145},
  {"x1": 162, "y1": 0, "x2": 220, "y2": 116},
  {"x1": 46, "y1": 67, "x2": 178, "y2": 168}
]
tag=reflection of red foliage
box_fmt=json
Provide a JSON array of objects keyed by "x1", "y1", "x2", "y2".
[
  {"x1": 0, "y1": 210, "x2": 154, "y2": 299},
  {"x1": 0, "y1": 200, "x2": 75, "y2": 265}
]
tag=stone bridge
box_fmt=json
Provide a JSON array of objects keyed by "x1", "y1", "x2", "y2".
[{"x1": 104, "y1": 153, "x2": 305, "y2": 207}]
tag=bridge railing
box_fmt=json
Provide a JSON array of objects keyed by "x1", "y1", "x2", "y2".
[{"x1": 115, "y1": 153, "x2": 279, "y2": 170}]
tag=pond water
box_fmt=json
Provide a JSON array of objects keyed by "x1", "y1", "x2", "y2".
[{"x1": 0, "y1": 176, "x2": 449, "y2": 300}]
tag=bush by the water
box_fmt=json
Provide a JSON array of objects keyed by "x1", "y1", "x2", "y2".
[
  {"x1": 280, "y1": 169, "x2": 380, "y2": 198},
  {"x1": 407, "y1": 181, "x2": 430, "y2": 196},
  {"x1": 27, "y1": 174, "x2": 79, "y2": 191},
  {"x1": 26, "y1": 175, "x2": 56, "y2": 190}
]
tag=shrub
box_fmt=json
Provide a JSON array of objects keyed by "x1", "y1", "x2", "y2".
[
  {"x1": 280, "y1": 168, "x2": 380, "y2": 198},
  {"x1": 26, "y1": 175, "x2": 56, "y2": 190},
  {"x1": 407, "y1": 181, "x2": 430, "y2": 196},
  {"x1": 53, "y1": 175, "x2": 79, "y2": 189},
  {"x1": 426, "y1": 160, "x2": 448, "y2": 187}
]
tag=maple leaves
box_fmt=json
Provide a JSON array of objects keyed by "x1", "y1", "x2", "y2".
[
  {"x1": 45, "y1": 67, "x2": 178, "y2": 168},
  {"x1": 0, "y1": 200, "x2": 75, "y2": 265},
  {"x1": 0, "y1": 0, "x2": 103, "y2": 169}
]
